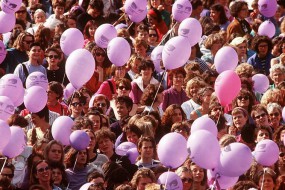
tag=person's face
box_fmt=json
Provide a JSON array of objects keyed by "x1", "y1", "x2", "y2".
[
  {"x1": 116, "y1": 83, "x2": 131, "y2": 96},
  {"x1": 172, "y1": 73, "x2": 184, "y2": 87},
  {"x1": 13, "y1": 24, "x2": 24, "y2": 35},
  {"x1": 137, "y1": 177, "x2": 153, "y2": 190},
  {"x1": 236, "y1": 42, "x2": 247, "y2": 57},
  {"x1": 256, "y1": 129, "x2": 270, "y2": 143},
  {"x1": 88, "y1": 115, "x2": 101, "y2": 131},
  {"x1": 236, "y1": 94, "x2": 250, "y2": 108},
  {"x1": 126, "y1": 131, "x2": 139, "y2": 145},
  {"x1": 254, "y1": 111, "x2": 269, "y2": 127},
  {"x1": 115, "y1": 66, "x2": 126, "y2": 79},
  {"x1": 141, "y1": 67, "x2": 153, "y2": 80},
  {"x1": 116, "y1": 102, "x2": 129, "y2": 118},
  {"x1": 237, "y1": 5, "x2": 248, "y2": 19},
  {"x1": 0, "y1": 168, "x2": 14, "y2": 183},
  {"x1": 22, "y1": 36, "x2": 34, "y2": 51},
  {"x1": 190, "y1": 165, "x2": 204, "y2": 183},
  {"x1": 147, "y1": 15, "x2": 158, "y2": 26},
  {"x1": 29, "y1": 46, "x2": 42, "y2": 61},
  {"x1": 95, "y1": 50, "x2": 106, "y2": 63},
  {"x1": 140, "y1": 141, "x2": 154, "y2": 159},
  {"x1": 88, "y1": 26, "x2": 97, "y2": 38},
  {"x1": 67, "y1": 18, "x2": 76, "y2": 28},
  {"x1": 131, "y1": 58, "x2": 141, "y2": 74},
  {"x1": 135, "y1": 45, "x2": 147, "y2": 57},
  {"x1": 77, "y1": 150, "x2": 88, "y2": 166},
  {"x1": 34, "y1": 12, "x2": 46, "y2": 23},
  {"x1": 35, "y1": 162, "x2": 51, "y2": 184},
  {"x1": 228, "y1": 126, "x2": 237, "y2": 135},
  {"x1": 268, "y1": 108, "x2": 281, "y2": 128},
  {"x1": 258, "y1": 174, "x2": 275, "y2": 190},
  {"x1": 210, "y1": 9, "x2": 220, "y2": 22},
  {"x1": 48, "y1": 144, "x2": 62, "y2": 163},
  {"x1": 180, "y1": 171, "x2": 192, "y2": 190},
  {"x1": 189, "y1": 85, "x2": 199, "y2": 98},
  {"x1": 148, "y1": 29, "x2": 158, "y2": 44},
  {"x1": 137, "y1": 31, "x2": 149, "y2": 42},
  {"x1": 210, "y1": 106, "x2": 223, "y2": 121},
  {"x1": 233, "y1": 113, "x2": 247, "y2": 129},
  {"x1": 172, "y1": 108, "x2": 183, "y2": 123},
  {"x1": 258, "y1": 42, "x2": 269, "y2": 57},
  {"x1": 90, "y1": 177, "x2": 105, "y2": 188},
  {"x1": 31, "y1": 113, "x2": 44, "y2": 125},
  {"x1": 280, "y1": 130, "x2": 285, "y2": 142},
  {"x1": 52, "y1": 168, "x2": 62, "y2": 185},
  {"x1": 150, "y1": 0, "x2": 161, "y2": 8},
  {"x1": 54, "y1": 6, "x2": 64, "y2": 16},
  {"x1": 47, "y1": 87, "x2": 59, "y2": 102},
  {"x1": 88, "y1": 7, "x2": 101, "y2": 18},
  {"x1": 271, "y1": 70, "x2": 285, "y2": 86},
  {"x1": 98, "y1": 138, "x2": 114, "y2": 155},
  {"x1": 47, "y1": 50, "x2": 60, "y2": 66},
  {"x1": 94, "y1": 99, "x2": 108, "y2": 113},
  {"x1": 87, "y1": 131, "x2": 96, "y2": 149},
  {"x1": 15, "y1": 7, "x2": 27, "y2": 21},
  {"x1": 70, "y1": 97, "x2": 84, "y2": 116}
]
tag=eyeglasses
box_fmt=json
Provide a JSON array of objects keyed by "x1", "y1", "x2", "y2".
[
  {"x1": 37, "y1": 166, "x2": 50, "y2": 173},
  {"x1": 254, "y1": 113, "x2": 267, "y2": 120},
  {"x1": 149, "y1": 34, "x2": 157, "y2": 37},
  {"x1": 97, "y1": 103, "x2": 106, "y2": 107},
  {"x1": 237, "y1": 96, "x2": 249, "y2": 100},
  {"x1": 269, "y1": 112, "x2": 280, "y2": 117},
  {"x1": 118, "y1": 86, "x2": 129, "y2": 90},
  {"x1": 95, "y1": 53, "x2": 105, "y2": 57},
  {"x1": 71, "y1": 102, "x2": 84, "y2": 107},
  {"x1": 16, "y1": 10, "x2": 26, "y2": 14},
  {"x1": 48, "y1": 55, "x2": 59, "y2": 59},
  {"x1": 1, "y1": 173, "x2": 14, "y2": 178},
  {"x1": 24, "y1": 40, "x2": 34, "y2": 44},
  {"x1": 181, "y1": 178, "x2": 193, "y2": 183}
]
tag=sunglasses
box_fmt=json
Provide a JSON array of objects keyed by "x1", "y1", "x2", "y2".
[
  {"x1": 97, "y1": 103, "x2": 106, "y2": 107},
  {"x1": 71, "y1": 102, "x2": 84, "y2": 107},
  {"x1": 1, "y1": 173, "x2": 14, "y2": 178},
  {"x1": 37, "y1": 166, "x2": 50, "y2": 173},
  {"x1": 237, "y1": 96, "x2": 249, "y2": 100},
  {"x1": 95, "y1": 53, "x2": 105, "y2": 57},
  {"x1": 181, "y1": 178, "x2": 193, "y2": 183},
  {"x1": 118, "y1": 86, "x2": 129, "y2": 90},
  {"x1": 280, "y1": 152, "x2": 285, "y2": 157},
  {"x1": 16, "y1": 10, "x2": 26, "y2": 14},
  {"x1": 269, "y1": 112, "x2": 280, "y2": 117},
  {"x1": 254, "y1": 113, "x2": 267, "y2": 120},
  {"x1": 149, "y1": 34, "x2": 157, "y2": 37},
  {"x1": 48, "y1": 55, "x2": 59, "y2": 59}
]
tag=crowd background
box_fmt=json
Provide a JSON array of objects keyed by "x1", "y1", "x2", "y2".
[{"x1": 1, "y1": 0, "x2": 285, "y2": 189}]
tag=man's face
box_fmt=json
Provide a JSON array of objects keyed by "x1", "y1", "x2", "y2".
[{"x1": 116, "y1": 102, "x2": 129, "y2": 118}]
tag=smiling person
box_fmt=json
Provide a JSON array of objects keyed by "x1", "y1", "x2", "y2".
[
  {"x1": 67, "y1": 91, "x2": 87, "y2": 120},
  {"x1": 255, "y1": 168, "x2": 276, "y2": 190},
  {"x1": 269, "y1": 64, "x2": 285, "y2": 89},
  {"x1": 267, "y1": 103, "x2": 283, "y2": 131},
  {"x1": 251, "y1": 104, "x2": 271, "y2": 128}
]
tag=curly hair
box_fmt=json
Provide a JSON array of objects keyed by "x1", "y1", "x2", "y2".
[
  {"x1": 235, "y1": 63, "x2": 254, "y2": 78},
  {"x1": 251, "y1": 35, "x2": 273, "y2": 53},
  {"x1": 13, "y1": 32, "x2": 34, "y2": 51},
  {"x1": 95, "y1": 128, "x2": 116, "y2": 144},
  {"x1": 273, "y1": 125, "x2": 285, "y2": 145},
  {"x1": 34, "y1": 25, "x2": 52, "y2": 50},
  {"x1": 230, "y1": 1, "x2": 248, "y2": 18},
  {"x1": 261, "y1": 89, "x2": 284, "y2": 107},
  {"x1": 140, "y1": 84, "x2": 164, "y2": 106},
  {"x1": 64, "y1": 148, "x2": 89, "y2": 169},
  {"x1": 131, "y1": 168, "x2": 156, "y2": 189},
  {"x1": 185, "y1": 78, "x2": 207, "y2": 98},
  {"x1": 204, "y1": 33, "x2": 224, "y2": 49},
  {"x1": 67, "y1": 91, "x2": 87, "y2": 106},
  {"x1": 161, "y1": 104, "x2": 186, "y2": 129}
]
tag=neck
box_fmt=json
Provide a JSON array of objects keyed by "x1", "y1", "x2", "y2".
[
  {"x1": 142, "y1": 77, "x2": 151, "y2": 85},
  {"x1": 30, "y1": 59, "x2": 39, "y2": 65},
  {"x1": 39, "y1": 122, "x2": 50, "y2": 131},
  {"x1": 173, "y1": 85, "x2": 182, "y2": 91},
  {"x1": 88, "y1": 149, "x2": 96, "y2": 158},
  {"x1": 104, "y1": 150, "x2": 114, "y2": 159},
  {"x1": 75, "y1": 163, "x2": 85, "y2": 170},
  {"x1": 47, "y1": 100, "x2": 58, "y2": 106},
  {"x1": 48, "y1": 64, "x2": 59, "y2": 70},
  {"x1": 40, "y1": 182, "x2": 52, "y2": 190},
  {"x1": 141, "y1": 157, "x2": 152, "y2": 164}
]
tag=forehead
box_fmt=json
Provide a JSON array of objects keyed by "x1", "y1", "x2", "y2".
[
  {"x1": 50, "y1": 143, "x2": 61, "y2": 149},
  {"x1": 37, "y1": 162, "x2": 48, "y2": 168}
]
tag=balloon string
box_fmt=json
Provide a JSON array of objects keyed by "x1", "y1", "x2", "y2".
[
  {"x1": 164, "y1": 168, "x2": 171, "y2": 190},
  {"x1": 112, "y1": 13, "x2": 126, "y2": 26},
  {"x1": 261, "y1": 167, "x2": 266, "y2": 190},
  {"x1": 127, "y1": 22, "x2": 134, "y2": 31},
  {"x1": 66, "y1": 152, "x2": 78, "y2": 189},
  {"x1": 157, "y1": 22, "x2": 178, "y2": 46},
  {"x1": 0, "y1": 157, "x2": 7, "y2": 174},
  {"x1": 148, "y1": 70, "x2": 166, "y2": 115}
]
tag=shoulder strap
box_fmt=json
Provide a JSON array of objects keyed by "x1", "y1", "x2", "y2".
[
  {"x1": 107, "y1": 80, "x2": 115, "y2": 94},
  {"x1": 21, "y1": 63, "x2": 29, "y2": 78}
]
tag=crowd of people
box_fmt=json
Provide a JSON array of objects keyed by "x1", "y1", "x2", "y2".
[{"x1": 1, "y1": 0, "x2": 285, "y2": 189}]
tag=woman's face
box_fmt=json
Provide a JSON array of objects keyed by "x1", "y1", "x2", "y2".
[
  {"x1": 236, "y1": 42, "x2": 247, "y2": 58},
  {"x1": 180, "y1": 171, "x2": 192, "y2": 190},
  {"x1": 190, "y1": 165, "x2": 204, "y2": 183},
  {"x1": 88, "y1": 25, "x2": 97, "y2": 38},
  {"x1": 171, "y1": 108, "x2": 183, "y2": 123},
  {"x1": 189, "y1": 85, "x2": 199, "y2": 99},
  {"x1": 280, "y1": 130, "x2": 285, "y2": 142},
  {"x1": 127, "y1": 131, "x2": 139, "y2": 145},
  {"x1": 34, "y1": 12, "x2": 46, "y2": 24},
  {"x1": 258, "y1": 42, "x2": 269, "y2": 58},
  {"x1": 87, "y1": 131, "x2": 96, "y2": 150},
  {"x1": 233, "y1": 113, "x2": 247, "y2": 129},
  {"x1": 48, "y1": 144, "x2": 62, "y2": 163},
  {"x1": 139, "y1": 141, "x2": 154, "y2": 160},
  {"x1": 15, "y1": 7, "x2": 27, "y2": 21},
  {"x1": 52, "y1": 168, "x2": 62, "y2": 185},
  {"x1": 268, "y1": 108, "x2": 281, "y2": 128},
  {"x1": 172, "y1": 73, "x2": 184, "y2": 88},
  {"x1": 148, "y1": 29, "x2": 158, "y2": 44},
  {"x1": 156, "y1": 92, "x2": 164, "y2": 104},
  {"x1": 254, "y1": 111, "x2": 270, "y2": 127},
  {"x1": 256, "y1": 129, "x2": 270, "y2": 143},
  {"x1": 271, "y1": 69, "x2": 285, "y2": 86},
  {"x1": 35, "y1": 162, "x2": 51, "y2": 184},
  {"x1": 115, "y1": 66, "x2": 126, "y2": 79},
  {"x1": 131, "y1": 58, "x2": 141, "y2": 74},
  {"x1": 117, "y1": 82, "x2": 131, "y2": 96},
  {"x1": 210, "y1": 9, "x2": 220, "y2": 22},
  {"x1": 141, "y1": 67, "x2": 153, "y2": 81},
  {"x1": 147, "y1": 15, "x2": 158, "y2": 26},
  {"x1": 236, "y1": 94, "x2": 250, "y2": 108},
  {"x1": 95, "y1": 49, "x2": 106, "y2": 63},
  {"x1": 237, "y1": 5, "x2": 248, "y2": 19},
  {"x1": 47, "y1": 87, "x2": 59, "y2": 102},
  {"x1": 70, "y1": 97, "x2": 84, "y2": 116},
  {"x1": 150, "y1": 0, "x2": 161, "y2": 8},
  {"x1": 258, "y1": 174, "x2": 275, "y2": 190},
  {"x1": 47, "y1": 50, "x2": 60, "y2": 67},
  {"x1": 88, "y1": 115, "x2": 101, "y2": 131}
]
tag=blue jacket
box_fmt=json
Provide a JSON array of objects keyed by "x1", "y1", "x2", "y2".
[{"x1": 247, "y1": 53, "x2": 272, "y2": 75}]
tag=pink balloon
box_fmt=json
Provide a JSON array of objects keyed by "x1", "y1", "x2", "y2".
[
  {"x1": 162, "y1": 36, "x2": 191, "y2": 70},
  {"x1": 1, "y1": 0, "x2": 22, "y2": 14},
  {"x1": 258, "y1": 0, "x2": 277, "y2": 18},
  {"x1": 65, "y1": 49, "x2": 95, "y2": 89},
  {"x1": 214, "y1": 46, "x2": 238, "y2": 73},
  {"x1": 63, "y1": 83, "x2": 76, "y2": 100},
  {"x1": 191, "y1": 116, "x2": 217, "y2": 137},
  {"x1": 0, "y1": 74, "x2": 24, "y2": 105},
  {"x1": 217, "y1": 143, "x2": 253, "y2": 177},
  {"x1": 158, "y1": 172, "x2": 183, "y2": 190},
  {"x1": 0, "y1": 11, "x2": 16, "y2": 33},
  {"x1": 95, "y1": 24, "x2": 117, "y2": 48},
  {"x1": 0, "y1": 120, "x2": 11, "y2": 153},
  {"x1": 157, "y1": 132, "x2": 188, "y2": 168},
  {"x1": 172, "y1": 0, "x2": 192, "y2": 22},
  {"x1": 0, "y1": 96, "x2": 14, "y2": 121},
  {"x1": 2, "y1": 126, "x2": 26, "y2": 158},
  {"x1": 187, "y1": 130, "x2": 220, "y2": 169},
  {"x1": 26, "y1": 71, "x2": 48, "y2": 90},
  {"x1": 60, "y1": 28, "x2": 84, "y2": 56},
  {"x1": 116, "y1": 141, "x2": 136, "y2": 156},
  {"x1": 24, "y1": 86, "x2": 47, "y2": 113},
  {"x1": 253, "y1": 139, "x2": 279, "y2": 166},
  {"x1": 258, "y1": 20, "x2": 275, "y2": 38},
  {"x1": 252, "y1": 74, "x2": 269, "y2": 93},
  {"x1": 129, "y1": 8, "x2": 147, "y2": 23},
  {"x1": 207, "y1": 170, "x2": 239, "y2": 189},
  {"x1": 151, "y1": 45, "x2": 164, "y2": 72},
  {"x1": 178, "y1": 18, "x2": 202, "y2": 46},
  {"x1": 0, "y1": 41, "x2": 7, "y2": 64},
  {"x1": 214, "y1": 70, "x2": 241, "y2": 106},
  {"x1": 124, "y1": 0, "x2": 147, "y2": 16},
  {"x1": 52, "y1": 116, "x2": 74, "y2": 145},
  {"x1": 107, "y1": 37, "x2": 131, "y2": 67},
  {"x1": 70, "y1": 130, "x2": 90, "y2": 151},
  {"x1": 126, "y1": 147, "x2": 139, "y2": 164}
]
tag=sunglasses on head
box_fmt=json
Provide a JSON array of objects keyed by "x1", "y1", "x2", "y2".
[{"x1": 37, "y1": 166, "x2": 50, "y2": 173}]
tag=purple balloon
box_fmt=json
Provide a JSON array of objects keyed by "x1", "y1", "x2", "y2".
[
  {"x1": 0, "y1": 96, "x2": 14, "y2": 121},
  {"x1": 116, "y1": 141, "x2": 137, "y2": 156},
  {"x1": 214, "y1": 46, "x2": 238, "y2": 74},
  {"x1": 178, "y1": 18, "x2": 202, "y2": 46},
  {"x1": 191, "y1": 116, "x2": 217, "y2": 137},
  {"x1": 0, "y1": 74, "x2": 24, "y2": 105},
  {"x1": 158, "y1": 171, "x2": 183, "y2": 190},
  {"x1": 66, "y1": 49, "x2": 95, "y2": 89},
  {"x1": 252, "y1": 74, "x2": 270, "y2": 93},
  {"x1": 215, "y1": 71, "x2": 241, "y2": 106},
  {"x1": 162, "y1": 36, "x2": 191, "y2": 70},
  {"x1": 13, "y1": 87, "x2": 25, "y2": 107},
  {"x1": 1, "y1": 0, "x2": 21, "y2": 13},
  {"x1": 124, "y1": 0, "x2": 147, "y2": 16},
  {"x1": 0, "y1": 120, "x2": 11, "y2": 153},
  {"x1": 187, "y1": 130, "x2": 220, "y2": 169},
  {"x1": 151, "y1": 45, "x2": 164, "y2": 72},
  {"x1": 207, "y1": 170, "x2": 239, "y2": 189},
  {"x1": 70, "y1": 130, "x2": 90, "y2": 151},
  {"x1": 2, "y1": 126, "x2": 26, "y2": 158},
  {"x1": 217, "y1": 143, "x2": 253, "y2": 177},
  {"x1": 60, "y1": 28, "x2": 84, "y2": 56},
  {"x1": 64, "y1": 83, "x2": 76, "y2": 100},
  {"x1": 24, "y1": 86, "x2": 48, "y2": 113},
  {"x1": 0, "y1": 41, "x2": 7, "y2": 64},
  {"x1": 158, "y1": 133, "x2": 188, "y2": 168},
  {"x1": 129, "y1": 8, "x2": 147, "y2": 23},
  {"x1": 0, "y1": 11, "x2": 16, "y2": 33},
  {"x1": 258, "y1": 20, "x2": 275, "y2": 38},
  {"x1": 172, "y1": 0, "x2": 192, "y2": 22},
  {"x1": 107, "y1": 37, "x2": 131, "y2": 67},
  {"x1": 95, "y1": 24, "x2": 117, "y2": 48},
  {"x1": 126, "y1": 147, "x2": 139, "y2": 164},
  {"x1": 253, "y1": 139, "x2": 279, "y2": 166},
  {"x1": 52, "y1": 116, "x2": 74, "y2": 146},
  {"x1": 258, "y1": 0, "x2": 277, "y2": 18},
  {"x1": 26, "y1": 71, "x2": 48, "y2": 90}
]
